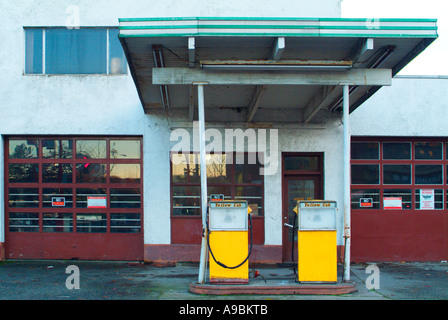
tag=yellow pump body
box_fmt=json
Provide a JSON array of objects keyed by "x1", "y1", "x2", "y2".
[
  {"x1": 208, "y1": 200, "x2": 249, "y2": 284},
  {"x1": 296, "y1": 200, "x2": 338, "y2": 283}
]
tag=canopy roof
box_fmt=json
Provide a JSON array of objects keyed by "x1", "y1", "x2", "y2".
[{"x1": 119, "y1": 17, "x2": 437, "y2": 125}]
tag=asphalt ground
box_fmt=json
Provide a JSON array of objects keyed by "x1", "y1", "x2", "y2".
[{"x1": 0, "y1": 260, "x2": 447, "y2": 316}]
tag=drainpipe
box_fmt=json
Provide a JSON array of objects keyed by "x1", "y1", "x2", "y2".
[
  {"x1": 196, "y1": 83, "x2": 208, "y2": 284},
  {"x1": 342, "y1": 84, "x2": 351, "y2": 282}
]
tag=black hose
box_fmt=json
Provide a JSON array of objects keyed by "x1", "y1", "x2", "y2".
[
  {"x1": 291, "y1": 212, "x2": 297, "y2": 277},
  {"x1": 207, "y1": 213, "x2": 253, "y2": 269}
]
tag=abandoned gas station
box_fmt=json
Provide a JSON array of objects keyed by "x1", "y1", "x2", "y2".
[
  {"x1": 2, "y1": 0, "x2": 447, "y2": 292},
  {"x1": 117, "y1": 16, "x2": 439, "y2": 279}
]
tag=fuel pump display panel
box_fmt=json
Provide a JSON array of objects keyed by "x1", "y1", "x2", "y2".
[{"x1": 209, "y1": 201, "x2": 248, "y2": 231}]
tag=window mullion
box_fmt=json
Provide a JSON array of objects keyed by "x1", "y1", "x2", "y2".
[
  {"x1": 42, "y1": 28, "x2": 46, "y2": 75},
  {"x1": 106, "y1": 28, "x2": 110, "y2": 75}
]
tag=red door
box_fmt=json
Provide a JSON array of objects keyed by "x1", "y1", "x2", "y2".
[{"x1": 5, "y1": 137, "x2": 144, "y2": 261}]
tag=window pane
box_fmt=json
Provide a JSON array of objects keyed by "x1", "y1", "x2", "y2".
[
  {"x1": 171, "y1": 153, "x2": 200, "y2": 183},
  {"x1": 383, "y1": 142, "x2": 411, "y2": 160},
  {"x1": 415, "y1": 142, "x2": 442, "y2": 160},
  {"x1": 76, "y1": 163, "x2": 107, "y2": 183},
  {"x1": 351, "y1": 164, "x2": 379, "y2": 184},
  {"x1": 383, "y1": 165, "x2": 411, "y2": 185},
  {"x1": 284, "y1": 156, "x2": 319, "y2": 171},
  {"x1": 110, "y1": 188, "x2": 141, "y2": 208},
  {"x1": 8, "y1": 188, "x2": 39, "y2": 208},
  {"x1": 43, "y1": 213, "x2": 73, "y2": 232},
  {"x1": 383, "y1": 189, "x2": 412, "y2": 209},
  {"x1": 235, "y1": 153, "x2": 262, "y2": 184},
  {"x1": 76, "y1": 214, "x2": 107, "y2": 233},
  {"x1": 110, "y1": 164, "x2": 140, "y2": 183},
  {"x1": 416, "y1": 189, "x2": 443, "y2": 210},
  {"x1": 43, "y1": 163, "x2": 73, "y2": 183},
  {"x1": 206, "y1": 154, "x2": 231, "y2": 183},
  {"x1": 351, "y1": 189, "x2": 380, "y2": 209},
  {"x1": 45, "y1": 28, "x2": 107, "y2": 74},
  {"x1": 351, "y1": 142, "x2": 379, "y2": 160},
  {"x1": 9, "y1": 212, "x2": 39, "y2": 232},
  {"x1": 208, "y1": 186, "x2": 232, "y2": 200},
  {"x1": 172, "y1": 186, "x2": 200, "y2": 216},
  {"x1": 108, "y1": 28, "x2": 127, "y2": 74},
  {"x1": 42, "y1": 140, "x2": 73, "y2": 159},
  {"x1": 415, "y1": 165, "x2": 443, "y2": 185},
  {"x1": 9, "y1": 139, "x2": 39, "y2": 158},
  {"x1": 110, "y1": 213, "x2": 141, "y2": 233},
  {"x1": 110, "y1": 140, "x2": 140, "y2": 159},
  {"x1": 76, "y1": 188, "x2": 107, "y2": 208},
  {"x1": 43, "y1": 188, "x2": 73, "y2": 208},
  {"x1": 235, "y1": 186, "x2": 263, "y2": 216},
  {"x1": 76, "y1": 140, "x2": 107, "y2": 159},
  {"x1": 9, "y1": 163, "x2": 39, "y2": 183},
  {"x1": 25, "y1": 29, "x2": 43, "y2": 74}
]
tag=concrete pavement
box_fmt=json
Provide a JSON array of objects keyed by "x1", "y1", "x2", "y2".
[{"x1": 0, "y1": 260, "x2": 447, "y2": 300}]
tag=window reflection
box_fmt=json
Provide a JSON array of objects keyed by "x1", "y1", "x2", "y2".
[
  {"x1": 206, "y1": 154, "x2": 231, "y2": 183},
  {"x1": 415, "y1": 142, "x2": 442, "y2": 160},
  {"x1": 76, "y1": 140, "x2": 107, "y2": 159},
  {"x1": 171, "y1": 152, "x2": 264, "y2": 217},
  {"x1": 9, "y1": 140, "x2": 39, "y2": 159},
  {"x1": 76, "y1": 163, "x2": 107, "y2": 183},
  {"x1": 110, "y1": 140, "x2": 141, "y2": 159},
  {"x1": 43, "y1": 163, "x2": 73, "y2": 183},
  {"x1": 110, "y1": 164, "x2": 141, "y2": 183},
  {"x1": 383, "y1": 142, "x2": 411, "y2": 160},
  {"x1": 9, "y1": 163, "x2": 39, "y2": 183},
  {"x1": 43, "y1": 140, "x2": 73, "y2": 159}
]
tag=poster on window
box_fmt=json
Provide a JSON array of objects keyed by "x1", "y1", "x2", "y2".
[
  {"x1": 420, "y1": 189, "x2": 434, "y2": 210},
  {"x1": 87, "y1": 196, "x2": 107, "y2": 208},
  {"x1": 383, "y1": 197, "x2": 402, "y2": 210}
]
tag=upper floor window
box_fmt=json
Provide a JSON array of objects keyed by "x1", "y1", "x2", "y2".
[{"x1": 25, "y1": 27, "x2": 127, "y2": 75}]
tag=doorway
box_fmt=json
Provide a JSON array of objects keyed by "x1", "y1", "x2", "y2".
[{"x1": 281, "y1": 153, "x2": 323, "y2": 262}]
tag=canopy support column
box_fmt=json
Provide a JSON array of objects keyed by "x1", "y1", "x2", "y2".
[
  {"x1": 342, "y1": 84, "x2": 351, "y2": 282},
  {"x1": 196, "y1": 82, "x2": 208, "y2": 284}
]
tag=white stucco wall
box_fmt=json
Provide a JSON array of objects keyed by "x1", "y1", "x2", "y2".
[{"x1": 351, "y1": 76, "x2": 448, "y2": 137}]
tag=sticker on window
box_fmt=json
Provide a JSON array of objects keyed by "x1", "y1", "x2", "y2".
[{"x1": 87, "y1": 196, "x2": 107, "y2": 208}]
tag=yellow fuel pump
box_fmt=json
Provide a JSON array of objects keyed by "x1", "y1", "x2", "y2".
[
  {"x1": 295, "y1": 200, "x2": 337, "y2": 283},
  {"x1": 207, "y1": 196, "x2": 252, "y2": 284}
]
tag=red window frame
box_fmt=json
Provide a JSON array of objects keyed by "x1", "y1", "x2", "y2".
[
  {"x1": 351, "y1": 137, "x2": 447, "y2": 212},
  {"x1": 5, "y1": 136, "x2": 144, "y2": 234}
]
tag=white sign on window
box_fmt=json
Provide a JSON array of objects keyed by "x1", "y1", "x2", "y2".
[
  {"x1": 420, "y1": 189, "x2": 434, "y2": 210},
  {"x1": 383, "y1": 197, "x2": 402, "y2": 210},
  {"x1": 87, "y1": 196, "x2": 107, "y2": 208}
]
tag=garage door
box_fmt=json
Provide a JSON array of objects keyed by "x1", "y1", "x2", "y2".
[
  {"x1": 351, "y1": 138, "x2": 448, "y2": 261},
  {"x1": 5, "y1": 136, "x2": 143, "y2": 260}
]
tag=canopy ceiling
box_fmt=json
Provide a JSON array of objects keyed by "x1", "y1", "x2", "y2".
[{"x1": 119, "y1": 17, "x2": 437, "y2": 125}]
